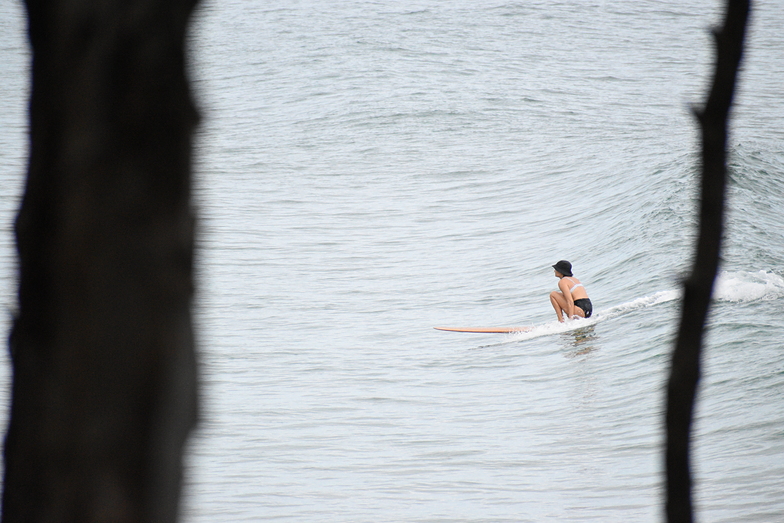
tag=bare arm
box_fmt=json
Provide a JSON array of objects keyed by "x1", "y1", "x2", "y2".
[{"x1": 558, "y1": 279, "x2": 575, "y2": 318}]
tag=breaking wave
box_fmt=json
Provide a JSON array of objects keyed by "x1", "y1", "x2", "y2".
[{"x1": 499, "y1": 271, "x2": 782, "y2": 342}]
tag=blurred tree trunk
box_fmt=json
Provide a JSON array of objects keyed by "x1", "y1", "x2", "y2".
[
  {"x1": 3, "y1": 0, "x2": 200, "y2": 521},
  {"x1": 665, "y1": 1, "x2": 749, "y2": 522}
]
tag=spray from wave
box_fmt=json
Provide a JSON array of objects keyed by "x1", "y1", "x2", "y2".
[
  {"x1": 714, "y1": 270, "x2": 784, "y2": 302},
  {"x1": 598, "y1": 290, "x2": 679, "y2": 321},
  {"x1": 499, "y1": 270, "x2": 782, "y2": 342}
]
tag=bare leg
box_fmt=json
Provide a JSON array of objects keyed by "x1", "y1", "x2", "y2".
[
  {"x1": 550, "y1": 292, "x2": 587, "y2": 321},
  {"x1": 572, "y1": 305, "x2": 586, "y2": 319},
  {"x1": 550, "y1": 291, "x2": 567, "y2": 322}
]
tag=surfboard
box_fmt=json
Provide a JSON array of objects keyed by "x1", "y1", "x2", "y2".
[{"x1": 434, "y1": 326, "x2": 533, "y2": 333}]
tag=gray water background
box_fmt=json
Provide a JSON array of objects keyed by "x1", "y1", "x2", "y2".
[{"x1": 1, "y1": 1, "x2": 783, "y2": 521}]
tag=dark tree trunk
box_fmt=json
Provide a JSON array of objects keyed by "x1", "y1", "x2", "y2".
[
  {"x1": 665, "y1": 1, "x2": 749, "y2": 522},
  {"x1": 3, "y1": 1, "x2": 200, "y2": 521}
]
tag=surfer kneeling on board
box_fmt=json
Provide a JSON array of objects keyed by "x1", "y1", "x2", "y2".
[{"x1": 549, "y1": 260, "x2": 592, "y2": 322}]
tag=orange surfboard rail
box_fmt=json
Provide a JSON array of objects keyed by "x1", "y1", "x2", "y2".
[{"x1": 434, "y1": 326, "x2": 533, "y2": 333}]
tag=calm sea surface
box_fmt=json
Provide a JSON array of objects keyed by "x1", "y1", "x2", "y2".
[{"x1": 1, "y1": 1, "x2": 783, "y2": 521}]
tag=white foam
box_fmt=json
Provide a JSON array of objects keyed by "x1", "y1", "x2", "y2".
[
  {"x1": 497, "y1": 290, "x2": 680, "y2": 343},
  {"x1": 491, "y1": 271, "x2": 782, "y2": 345},
  {"x1": 714, "y1": 270, "x2": 784, "y2": 302},
  {"x1": 598, "y1": 290, "x2": 680, "y2": 320}
]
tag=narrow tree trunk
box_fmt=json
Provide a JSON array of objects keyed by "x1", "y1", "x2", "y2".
[
  {"x1": 3, "y1": 1, "x2": 200, "y2": 521},
  {"x1": 665, "y1": 1, "x2": 749, "y2": 522}
]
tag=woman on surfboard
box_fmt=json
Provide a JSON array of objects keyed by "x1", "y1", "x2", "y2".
[{"x1": 550, "y1": 260, "x2": 592, "y2": 322}]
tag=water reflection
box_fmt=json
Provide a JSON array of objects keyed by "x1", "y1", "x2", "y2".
[{"x1": 562, "y1": 324, "x2": 599, "y2": 357}]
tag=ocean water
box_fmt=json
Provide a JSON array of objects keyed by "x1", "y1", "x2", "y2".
[{"x1": 1, "y1": 1, "x2": 783, "y2": 522}]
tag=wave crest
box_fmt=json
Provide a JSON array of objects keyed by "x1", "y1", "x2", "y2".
[
  {"x1": 714, "y1": 270, "x2": 784, "y2": 302},
  {"x1": 499, "y1": 271, "x2": 781, "y2": 343}
]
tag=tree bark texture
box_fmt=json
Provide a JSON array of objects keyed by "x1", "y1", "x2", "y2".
[
  {"x1": 3, "y1": 1, "x2": 200, "y2": 521},
  {"x1": 665, "y1": 1, "x2": 749, "y2": 522}
]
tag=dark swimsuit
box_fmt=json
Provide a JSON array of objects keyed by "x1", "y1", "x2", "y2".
[{"x1": 573, "y1": 298, "x2": 593, "y2": 318}]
